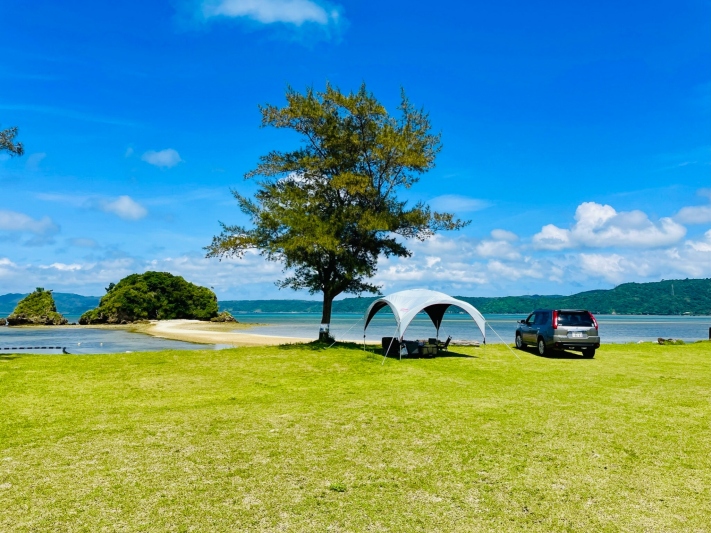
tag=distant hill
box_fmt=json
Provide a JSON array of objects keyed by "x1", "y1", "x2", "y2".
[
  {"x1": 0, "y1": 293, "x2": 100, "y2": 317},
  {"x1": 220, "y1": 278, "x2": 711, "y2": 316},
  {"x1": 457, "y1": 278, "x2": 711, "y2": 315},
  {"x1": 3, "y1": 278, "x2": 710, "y2": 318}
]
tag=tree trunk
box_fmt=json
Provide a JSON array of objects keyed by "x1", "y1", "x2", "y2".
[{"x1": 319, "y1": 293, "x2": 334, "y2": 342}]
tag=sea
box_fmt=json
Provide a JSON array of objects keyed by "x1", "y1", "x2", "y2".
[
  {"x1": 1, "y1": 313, "x2": 709, "y2": 355},
  {"x1": 232, "y1": 313, "x2": 711, "y2": 345}
]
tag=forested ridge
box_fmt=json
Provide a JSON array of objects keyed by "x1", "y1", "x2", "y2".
[
  {"x1": 3, "y1": 278, "x2": 710, "y2": 317},
  {"x1": 219, "y1": 278, "x2": 711, "y2": 316}
]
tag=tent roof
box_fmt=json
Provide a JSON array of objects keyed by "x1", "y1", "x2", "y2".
[{"x1": 363, "y1": 289, "x2": 486, "y2": 341}]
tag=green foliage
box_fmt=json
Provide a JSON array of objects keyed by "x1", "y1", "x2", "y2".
[
  {"x1": 79, "y1": 271, "x2": 218, "y2": 324},
  {"x1": 218, "y1": 278, "x2": 711, "y2": 316},
  {"x1": 0, "y1": 125, "x2": 24, "y2": 156},
  {"x1": 457, "y1": 278, "x2": 711, "y2": 315},
  {"x1": 7, "y1": 288, "x2": 67, "y2": 325},
  {"x1": 206, "y1": 84, "x2": 467, "y2": 328},
  {"x1": 0, "y1": 293, "x2": 100, "y2": 317},
  {"x1": 210, "y1": 311, "x2": 238, "y2": 323}
]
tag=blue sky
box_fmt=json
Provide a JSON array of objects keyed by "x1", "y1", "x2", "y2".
[{"x1": 1, "y1": 0, "x2": 710, "y2": 299}]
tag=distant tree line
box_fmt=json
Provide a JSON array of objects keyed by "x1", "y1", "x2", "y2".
[{"x1": 218, "y1": 279, "x2": 711, "y2": 316}]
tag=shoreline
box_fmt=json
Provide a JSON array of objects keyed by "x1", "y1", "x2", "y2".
[
  {"x1": 132, "y1": 319, "x2": 312, "y2": 346},
  {"x1": 0, "y1": 320, "x2": 313, "y2": 346}
]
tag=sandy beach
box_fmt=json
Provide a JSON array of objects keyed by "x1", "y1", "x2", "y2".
[{"x1": 136, "y1": 319, "x2": 312, "y2": 346}]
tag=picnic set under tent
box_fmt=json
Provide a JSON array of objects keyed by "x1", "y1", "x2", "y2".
[{"x1": 363, "y1": 289, "x2": 487, "y2": 358}]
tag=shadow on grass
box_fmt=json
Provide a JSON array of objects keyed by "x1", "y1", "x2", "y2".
[
  {"x1": 0, "y1": 354, "x2": 21, "y2": 361},
  {"x1": 529, "y1": 348, "x2": 594, "y2": 360},
  {"x1": 276, "y1": 340, "x2": 367, "y2": 352},
  {"x1": 275, "y1": 341, "x2": 478, "y2": 359},
  {"x1": 377, "y1": 349, "x2": 476, "y2": 360}
]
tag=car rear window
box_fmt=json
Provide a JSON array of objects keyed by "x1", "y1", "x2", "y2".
[{"x1": 557, "y1": 312, "x2": 594, "y2": 327}]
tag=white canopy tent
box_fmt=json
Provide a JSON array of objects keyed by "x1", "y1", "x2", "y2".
[{"x1": 363, "y1": 289, "x2": 486, "y2": 343}]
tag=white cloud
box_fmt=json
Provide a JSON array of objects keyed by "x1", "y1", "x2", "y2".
[
  {"x1": 486, "y1": 260, "x2": 543, "y2": 281},
  {"x1": 490, "y1": 229, "x2": 518, "y2": 242},
  {"x1": 676, "y1": 205, "x2": 711, "y2": 224},
  {"x1": 39, "y1": 263, "x2": 84, "y2": 271},
  {"x1": 675, "y1": 191, "x2": 711, "y2": 224},
  {"x1": 36, "y1": 193, "x2": 148, "y2": 221},
  {"x1": 577, "y1": 253, "x2": 627, "y2": 283},
  {"x1": 0, "y1": 251, "x2": 286, "y2": 298},
  {"x1": 685, "y1": 229, "x2": 711, "y2": 252},
  {"x1": 142, "y1": 148, "x2": 182, "y2": 168},
  {"x1": 101, "y1": 196, "x2": 148, "y2": 221},
  {"x1": 124, "y1": 147, "x2": 134, "y2": 158},
  {"x1": 202, "y1": 0, "x2": 341, "y2": 26},
  {"x1": 475, "y1": 239, "x2": 521, "y2": 260},
  {"x1": 533, "y1": 224, "x2": 573, "y2": 251},
  {"x1": 429, "y1": 194, "x2": 489, "y2": 213},
  {"x1": 70, "y1": 238, "x2": 99, "y2": 248},
  {"x1": 533, "y1": 202, "x2": 686, "y2": 250},
  {"x1": 25, "y1": 152, "x2": 46, "y2": 171},
  {"x1": 0, "y1": 210, "x2": 58, "y2": 235}
]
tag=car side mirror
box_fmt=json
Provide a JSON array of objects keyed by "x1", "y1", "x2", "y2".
[{"x1": 519, "y1": 320, "x2": 526, "y2": 324}]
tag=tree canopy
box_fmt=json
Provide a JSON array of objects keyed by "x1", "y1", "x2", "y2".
[
  {"x1": 206, "y1": 84, "x2": 467, "y2": 338},
  {"x1": 7, "y1": 288, "x2": 67, "y2": 326},
  {"x1": 79, "y1": 271, "x2": 218, "y2": 324},
  {"x1": 0, "y1": 125, "x2": 24, "y2": 156}
]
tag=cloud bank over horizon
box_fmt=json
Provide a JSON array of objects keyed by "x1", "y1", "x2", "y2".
[{"x1": 1, "y1": 198, "x2": 709, "y2": 299}]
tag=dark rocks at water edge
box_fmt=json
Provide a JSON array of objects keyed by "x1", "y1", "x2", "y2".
[
  {"x1": 210, "y1": 311, "x2": 238, "y2": 323},
  {"x1": 79, "y1": 271, "x2": 219, "y2": 324},
  {"x1": 0, "y1": 318, "x2": 5, "y2": 326},
  {"x1": 6, "y1": 288, "x2": 69, "y2": 326}
]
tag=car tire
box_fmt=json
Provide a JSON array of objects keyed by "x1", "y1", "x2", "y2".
[
  {"x1": 582, "y1": 348, "x2": 596, "y2": 358},
  {"x1": 515, "y1": 334, "x2": 525, "y2": 349},
  {"x1": 537, "y1": 337, "x2": 547, "y2": 356}
]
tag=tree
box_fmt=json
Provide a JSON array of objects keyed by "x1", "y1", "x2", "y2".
[
  {"x1": 79, "y1": 271, "x2": 218, "y2": 324},
  {"x1": 0, "y1": 126, "x2": 24, "y2": 156},
  {"x1": 206, "y1": 84, "x2": 468, "y2": 340}
]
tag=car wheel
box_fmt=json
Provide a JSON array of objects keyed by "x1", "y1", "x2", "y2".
[
  {"x1": 537, "y1": 337, "x2": 547, "y2": 356},
  {"x1": 582, "y1": 348, "x2": 596, "y2": 358},
  {"x1": 515, "y1": 334, "x2": 525, "y2": 349}
]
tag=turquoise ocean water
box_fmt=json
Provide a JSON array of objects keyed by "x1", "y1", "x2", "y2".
[
  {"x1": 232, "y1": 313, "x2": 711, "y2": 345},
  {"x1": 1, "y1": 313, "x2": 709, "y2": 354}
]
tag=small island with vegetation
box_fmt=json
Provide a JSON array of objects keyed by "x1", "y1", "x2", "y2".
[
  {"x1": 5, "y1": 288, "x2": 68, "y2": 326},
  {"x1": 79, "y1": 271, "x2": 219, "y2": 324}
]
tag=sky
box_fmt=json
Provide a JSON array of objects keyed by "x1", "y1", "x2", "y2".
[{"x1": 0, "y1": 0, "x2": 710, "y2": 300}]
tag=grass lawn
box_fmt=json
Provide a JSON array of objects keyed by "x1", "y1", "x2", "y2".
[{"x1": 1, "y1": 342, "x2": 709, "y2": 532}]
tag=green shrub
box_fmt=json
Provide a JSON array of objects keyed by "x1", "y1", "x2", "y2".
[
  {"x1": 210, "y1": 311, "x2": 238, "y2": 323},
  {"x1": 80, "y1": 272, "x2": 218, "y2": 324},
  {"x1": 7, "y1": 288, "x2": 68, "y2": 325}
]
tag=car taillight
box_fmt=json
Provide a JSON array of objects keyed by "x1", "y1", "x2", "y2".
[
  {"x1": 588, "y1": 312, "x2": 598, "y2": 331},
  {"x1": 552, "y1": 310, "x2": 558, "y2": 329}
]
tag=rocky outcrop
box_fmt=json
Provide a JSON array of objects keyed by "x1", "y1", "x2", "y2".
[
  {"x1": 6, "y1": 288, "x2": 68, "y2": 326},
  {"x1": 210, "y1": 311, "x2": 238, "y2": 323},
  {"x1": 0, "y1": 318, "x2": 6, "y2": 326}
]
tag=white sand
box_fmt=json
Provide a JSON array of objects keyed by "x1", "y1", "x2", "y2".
[{"x1": 143, "y1": 319, "x2": 311, "y2": 346}]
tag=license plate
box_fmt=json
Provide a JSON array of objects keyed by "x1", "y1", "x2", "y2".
[{"x1": 570, "y1": 332, "x2": 584, "y2": 338}]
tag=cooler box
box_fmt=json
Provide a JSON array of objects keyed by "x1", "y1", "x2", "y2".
[
  {"x1": 381, "y1": 337, "x2": 401, "y2": 356},
  {"x1": 421, "y1": 344, "x2": 437, "y2": 356}
]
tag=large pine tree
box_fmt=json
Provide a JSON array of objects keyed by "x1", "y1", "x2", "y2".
[{"x1": 206, "y1": 84, "x2": 467, "y2": 340}]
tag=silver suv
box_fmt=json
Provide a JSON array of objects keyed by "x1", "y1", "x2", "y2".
[{"x1": 515, "y1": 309, "x2": 600, "y2": 357}]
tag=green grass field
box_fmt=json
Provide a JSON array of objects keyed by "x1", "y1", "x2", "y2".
[{"x1": 1, "y1": 342, "x2": 709, "y2": 532}]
